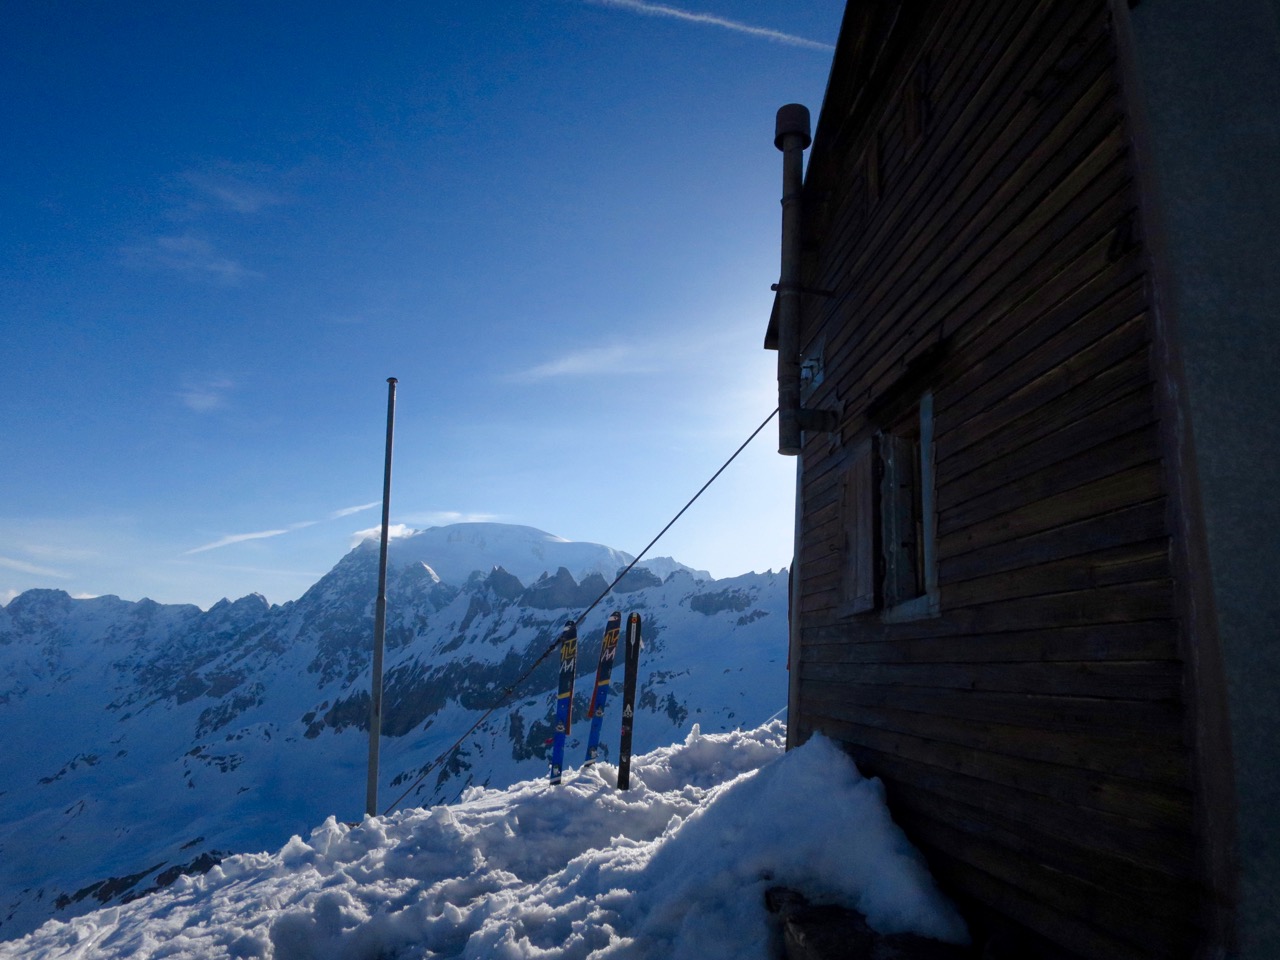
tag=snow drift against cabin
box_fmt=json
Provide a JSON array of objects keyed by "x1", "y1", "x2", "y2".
[{"x1": 0, "y1": 724, "x2": 967, "y2": 960}]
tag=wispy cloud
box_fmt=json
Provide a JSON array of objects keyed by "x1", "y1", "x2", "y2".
[
  {"x1": 509, "y1": 344, "x2": 634, "y2": 381},
  {"x1": 122, "y1": 233, "x2": 259, "y2": 285},
  {"x1": 123, "y1": 164, "x2": 281, "y2": 289},
  {"x1": 178, "y1": 376, "x2": 236, "y2": 413},
  {"x1": 329, "y1": 502, "x2": 380, "y2": 519},
  {"x1": 0, "y1": 556, "x2": 72, "y2": 578},
  {"x1": 183, "y1": 529, "x2": 291, "y2": 555},
  {"x1": 184, "y1": 502, "x2": 383, "y2": 556},
  {"x1": 509, "y1": 324, "x2": 735, "y2": 382},
  {"x1": 584, "y1": 0, "x2": 833, "y2": 50},
  {"x1": 349, "y1": 523, "x2": 417, "y2": 547},
  {"x1": 184, "y1": 171, "x2": 285, "y2": 215},
  {"x1": 347, "y1": 511, "x2": 501, "y2": 547}
]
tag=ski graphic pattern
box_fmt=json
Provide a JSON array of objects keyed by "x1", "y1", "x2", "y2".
[
  {"x1": 549, "y1": 620, "x2": 578, "y2": 785},
  {"x1": 616, "y1": 612, "x2": 642, "y2": 790},
  {"x1": 582, "y1": 611, "x2": 622, "y2": 767}
]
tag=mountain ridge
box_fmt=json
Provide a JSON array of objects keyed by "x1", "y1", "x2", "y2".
[{"x1": 0, "y1": 522, "x2": 787, "y2": 940}]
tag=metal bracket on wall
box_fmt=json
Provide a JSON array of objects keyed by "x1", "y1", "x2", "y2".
[
  {"x1": 826, "y1": 393, "x2": 847, "y2": 454},
  {"x1": 800, "y1": 335, "x2": 826, "y2": 399},
  {"x1": 797, "y1": 406, "x2": 840, "y2": 434}
]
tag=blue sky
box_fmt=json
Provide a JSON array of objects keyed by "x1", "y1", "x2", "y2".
[{"x1": 1, "y1": 0, "x2": 842, "y2": 608}]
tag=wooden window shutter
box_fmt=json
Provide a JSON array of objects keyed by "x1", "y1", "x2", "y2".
[
  {"x1": 840, "y1": 438, "x2": 877, "y2": 613},
  {"x1": 881, "y1": 433, "x2": 919, "y2": 606}
]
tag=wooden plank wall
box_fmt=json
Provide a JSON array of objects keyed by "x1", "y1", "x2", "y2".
[{"x1": 792, "y1": 1, "x2": 1201, "y2": 957}]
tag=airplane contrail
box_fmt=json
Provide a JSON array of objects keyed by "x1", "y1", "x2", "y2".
[{"x1": 586, "y1": 0, "x2": 834, "y2": 51}]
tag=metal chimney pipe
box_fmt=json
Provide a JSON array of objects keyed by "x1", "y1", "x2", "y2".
[
  {"x1": 775, "y1": 103, "x2": 812, "y2": 456},
  {"x1": 366, "y1": 376, "x2": 397, "y2": 818}
]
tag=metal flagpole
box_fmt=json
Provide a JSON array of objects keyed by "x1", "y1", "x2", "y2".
[{"x1": 366, "y1": 377, "x2": 397, "y2": 818}]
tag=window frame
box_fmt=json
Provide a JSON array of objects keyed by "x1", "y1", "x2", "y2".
[
  {"x1": 880, "y1": 391, "x2": 939, "y2": 622},
  {"x1": 837, "y1": 390, "x2": 939, "y2": 621}
]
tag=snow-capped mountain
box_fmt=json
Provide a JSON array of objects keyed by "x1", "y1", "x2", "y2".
[
  {"x1": 0, "y1": 524, "x2": 786, "y2": 940},
  {"x1": 371, "y1": 522, "x2": 710, "y2": 586}
]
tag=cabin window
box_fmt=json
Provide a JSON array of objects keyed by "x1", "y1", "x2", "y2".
[
  {"x1": 840, "y1": 437, "x2": 879, "y2": 614},
  {"x1": 840, "y1": 391, "x2": 939, "y2": 620}
]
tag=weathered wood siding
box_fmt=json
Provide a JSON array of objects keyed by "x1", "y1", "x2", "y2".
[{"x1": 791, "y1": 1, "x2": 1201, "y2": 957}]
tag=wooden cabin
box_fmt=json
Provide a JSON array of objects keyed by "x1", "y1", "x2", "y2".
[{"x1": 765, "y1": 2, "x2": 1280, "y2": 958}]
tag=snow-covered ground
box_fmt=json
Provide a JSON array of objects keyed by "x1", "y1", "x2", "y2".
[{"x1": 0, "y1": 723, "x2": 967, "y2": 959}]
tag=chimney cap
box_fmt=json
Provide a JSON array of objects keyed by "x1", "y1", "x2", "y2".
[{"x1": 775, "y1": 103, "x2": 812, "y2": 151}]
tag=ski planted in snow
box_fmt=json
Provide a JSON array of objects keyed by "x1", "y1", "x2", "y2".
[
  {"x1": 549, "y1": 619, "x2": 578, "y2": 785},
  {"x1": 582, "y1": 610, "x2": 622, "y2": 767},
  {"x1": 616, "y1": 612, "x2": 642, "y2": 790}
]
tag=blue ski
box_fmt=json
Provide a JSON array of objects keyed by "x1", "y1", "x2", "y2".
[
  {"x1": 583, "y1": 611, "x2": 622, "y2": 767},
  {"x1": 549, "y1": 620, "x2": 578, "y2": 785},
  {"x1": 616, "y1": 613, "x2": 642, "y2": 790}
]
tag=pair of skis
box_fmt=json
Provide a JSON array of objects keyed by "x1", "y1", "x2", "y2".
[{"x1": 548, "y1": 611, "x2": 642, "y2": 788}]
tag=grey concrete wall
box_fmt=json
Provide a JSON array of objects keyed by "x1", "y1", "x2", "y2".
[{"x1": 1123, "y1": 2, "x2": 1280, "y2": 957}]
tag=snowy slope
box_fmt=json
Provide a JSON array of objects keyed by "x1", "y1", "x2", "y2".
[
  {"x1": 0, "y1": 524, "x2": 785, "y2": 939},
  {"x1": 0, "y1": 725, "x2": 968, "y2": 960}
]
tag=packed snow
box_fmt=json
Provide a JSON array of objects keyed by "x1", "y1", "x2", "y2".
[{"x1": 0, "y1": 723, "x2": 967, "y2": 959}]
